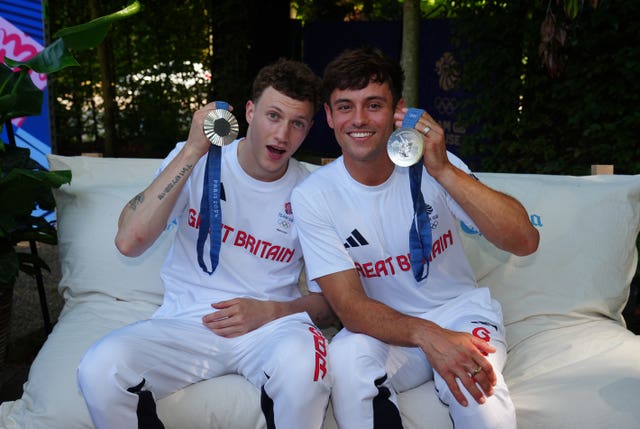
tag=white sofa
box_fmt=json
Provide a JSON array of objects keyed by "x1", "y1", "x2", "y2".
[{"x1": 1, "y1": 154, "x2": 639, "y2": 429}]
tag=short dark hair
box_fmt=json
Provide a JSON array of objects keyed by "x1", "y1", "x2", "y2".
[
  {"x1": 251, "y1": 58, "x2": 322, "y2": 114},
  {"x1": 322, "y1": 47, "x2": 404, "y2": 107}
]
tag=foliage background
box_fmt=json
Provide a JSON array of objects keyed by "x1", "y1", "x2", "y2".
[
  {"x1": 47, "y1": 0, "x2": 298, "y2": 158},
  {"x1": 47, "y1": 0, "x2": 638, "y2": 175},
  {"x1": 48, "y1": 0, "x2": 213, "y2": 157},
  {"x1": 451, "y1": 0, "x2": 639, "y2": 175}
]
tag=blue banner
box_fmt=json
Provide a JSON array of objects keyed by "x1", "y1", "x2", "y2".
[{"x1": 1, "y1": 0, "x2": 51, "y2": 169}]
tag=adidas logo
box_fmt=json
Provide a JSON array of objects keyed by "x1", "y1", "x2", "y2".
[{"x1": 344, "y1": 229, "x2": 369, "y2": 248}]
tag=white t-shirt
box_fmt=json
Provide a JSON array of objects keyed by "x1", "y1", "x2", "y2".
[
  {"x1": 292, "y1": 154, "x2": 480, "y2": 317},
  {"x1": 152, "y1": 139, "x2": 310, "y2": 320}
]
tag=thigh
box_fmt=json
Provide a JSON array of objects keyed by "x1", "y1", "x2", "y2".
[
  {"x1": 331, "y1": 328, "x2": 433, "y2": 394},
  {"x1": 443, "y1": 295, "x2": 508, "y2": 371},
  {"x1": 82, "y1": 318, "x2": 233, "y2": 398},
  {"x1": 235, "y1": 312, "x2": 324, "y2": 386},
  {"x1": 387, "y1": 344, "x2": 433, "y2": 393}
]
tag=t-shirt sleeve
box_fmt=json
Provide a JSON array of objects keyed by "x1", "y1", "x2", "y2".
[
  {"x1": 441, "y1": 151, "x2": 479, "y2": 231},
  {"x1": 292, "y1": 183, "x2": 355, "y2": 283}
]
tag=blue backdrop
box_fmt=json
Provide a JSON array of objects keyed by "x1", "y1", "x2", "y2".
[
  {"x1": 301, "y1": 19, "x2": 468, "y2": 163},
  {"x1": 1, "y1": 0, "x2": 51, "y2": 169}
]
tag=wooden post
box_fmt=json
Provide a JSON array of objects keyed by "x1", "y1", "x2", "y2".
[{"x1": 591, "y1": 165, "x2": 614, "y2": 175}]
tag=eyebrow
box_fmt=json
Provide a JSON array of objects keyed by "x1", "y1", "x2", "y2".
[{"x1": 333, "y1": 95, "x2": 387, "y2": 105}]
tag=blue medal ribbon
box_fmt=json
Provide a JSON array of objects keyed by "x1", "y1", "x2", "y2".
[
  {"x1": 403, "y1": 108, "x2": 432, "y2": 283},
  {"x1": 197, "y1": 101, "x2": 229, "y2": 275}
]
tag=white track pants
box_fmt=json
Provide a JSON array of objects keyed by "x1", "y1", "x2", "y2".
[
  {"x1": 77, "y1": 312, "x2": 330, "y2": 429},
  {"x1": 329, "y1": 288, "x2": 516, "y2": 429}
]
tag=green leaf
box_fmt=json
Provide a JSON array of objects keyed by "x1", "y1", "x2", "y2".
[
  {"x1": 2, "y1": 1, "x2": 141, "y2": 76},
  {"x1": 54, "y1": 1, "x2": 142, "y2": 50},
  {"x1": 0, "y1": 169, "x2": 71, "y2": 216},
  {"x1": 0, "y1": 241, "x2": 19, "y2": 286},
  {"x1": 0, "y1": 146, "x2": 72, "y2": 217},
  {"x1": 4, "y1": 39, "x2": 80, "y2": 74},
  {"x1": 563, "y1": 0, "x2": 581, "y2": 20},
  {"x1": 0, "y1": 145, "x2": 39, "y2": 172},
  {"x1": 0, "y1": 213, "x2": 17, "y2": 239},
  {"x1": 0, "y1": 65, "x2": 43, "y2": 124}
]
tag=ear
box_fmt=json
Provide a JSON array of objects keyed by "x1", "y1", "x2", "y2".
[
  {"x1": 245, "y1": 100, "x2": 255, "y2": 124},
  {"x1": 324, "y1": 102, "x2": 335, "y2": 129},
  {"x1": 396, "y1": 98, "x2": 406, "y2": 111}
]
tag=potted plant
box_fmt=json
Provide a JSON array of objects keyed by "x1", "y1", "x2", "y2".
[{"x1": 0, "y1": 0, "x2": 141, "y2": 377}]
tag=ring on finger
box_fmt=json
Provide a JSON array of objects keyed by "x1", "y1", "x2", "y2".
[
  {"x1": 471, "y1": 365, "x2": 482, "y2": 376},
  {"x1": 421, "y1": 125, "x2": 431, "y2": 136}
]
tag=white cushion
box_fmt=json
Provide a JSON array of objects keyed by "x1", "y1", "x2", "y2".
[
  {"x1": 505, "y1": 321, "x2": 640, "y2": 428},
  {"x1": 47, "y1": 154, "x2": 174, "y2": 305},
  {"x1": 463, "y1": 173, "x2": 640, "y2": 348}
]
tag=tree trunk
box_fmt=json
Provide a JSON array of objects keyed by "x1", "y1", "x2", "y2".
[
  {"x1": 401, "y1": 0, "x2": 420, "y2": 106},
  {"x1": 89, "y1": 0, "x2": 117, "y2": 156}
]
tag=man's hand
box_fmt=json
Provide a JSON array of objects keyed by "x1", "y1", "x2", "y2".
[
  {"x1": 393, "y1": 107, "x2": 450, "y2": 178},
  {"x1": 186, "y1": 101, "x2": 234, "y2": 160},
  {"x1": 420, "y1": 327, "x2": 497, "y2": 407},
  {"x1": 202, "y1": 298, "x2": 281, "y2": 338}
]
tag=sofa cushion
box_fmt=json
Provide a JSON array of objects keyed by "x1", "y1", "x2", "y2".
[
  {"x1": 462, "y1": 173, "x2": 640, "y2": 348},
  {"x1": 504, "y1": 321, "x2": 640, "y2": 428},
  {"x1": 47, "y1": 154, "x2": 173, "y2": 305},
  {"x1": 0, "y1": 299, "x2": 159, "y2": 429}
]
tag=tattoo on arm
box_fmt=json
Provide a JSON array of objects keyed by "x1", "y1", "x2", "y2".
[
  {"x1": 127, "y1": 193, "x2": 145, "y2": 211},
  {"x1": 157, "y1": 163, "x2": 193, "y2": 200}
]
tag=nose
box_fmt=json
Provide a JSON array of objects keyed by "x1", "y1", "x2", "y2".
[
  {"x1": 274, "y1": 121, "x2": 290, "y2": 143},
  {"x1": 264, "y1": 121, "x2": 289, "y2": 142},
  {"x1": 352, "y1": 107, "x2": 368, "y2": 127}
]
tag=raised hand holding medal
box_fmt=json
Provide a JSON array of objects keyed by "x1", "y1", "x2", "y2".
[
  {"x1": 197, "y1": 101, "x2": 238, "y2": 275},
  {"x1": 203, "y1": 103, "x2": 239, "y2": 147},
  {"x1": 387, "y1": 108, "x2": 446, "y2": 167},
  {"x1": 387, "y1": 107, "x2": 436, "y2": 167}
]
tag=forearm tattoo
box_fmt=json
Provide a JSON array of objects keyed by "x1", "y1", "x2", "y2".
[
  {"x1": 127, "y1": 193, "x2": 144, "y2": 211},
  {"x1": 157, "y1": 163, "x2": 193, "y2": 200}
]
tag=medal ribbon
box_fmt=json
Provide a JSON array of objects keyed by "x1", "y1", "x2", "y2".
[
  {"x1": 403, "y1": 108, "x2": 432, "y2": 283},
  {"x1": 197, "y1": 101, "x2": 229, "y2": 275}
]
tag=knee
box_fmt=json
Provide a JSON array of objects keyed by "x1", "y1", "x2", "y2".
[
  {"x1": 77, "y1": 340, "x2": 108, "y2": 390},
  {"x1": 329, "y1": 333, "x2": 374, "y2": 373},
  {"x1": 77, "y1": 335, "x2": 131, "y2": 392},
  {"x1": 445, "y1": 379, "x2": 516, "y2": 429},
  {"x1": 275, "y1": 332, "x2": 329, "y2": 385},
  {"x1": 262, "y1": 335, "x2": 331, "y2": 407}
]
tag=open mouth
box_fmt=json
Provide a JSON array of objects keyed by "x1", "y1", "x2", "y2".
[{"x1": 267, "y1": 145, "x2": 286, "y2": 156}]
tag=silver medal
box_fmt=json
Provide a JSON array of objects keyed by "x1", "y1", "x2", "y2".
[
  {"x1": 203, "y1": 108, "x2": 239, "y2": 147},
  {"x1": 387, "y1": 128, "x2": 424, "y2": 167}
]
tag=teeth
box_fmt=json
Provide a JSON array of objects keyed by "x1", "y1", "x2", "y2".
[{"x1": 350, "y1": 131, "x2": 373, "y2": 138}]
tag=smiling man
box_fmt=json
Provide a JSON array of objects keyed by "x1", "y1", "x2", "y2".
[
  {"x1": 292, "y1": 47, "x2": 539, "y2": 429},
  {"x1": 77, "y1": 59, "x2": 334, "y2": 429}
]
